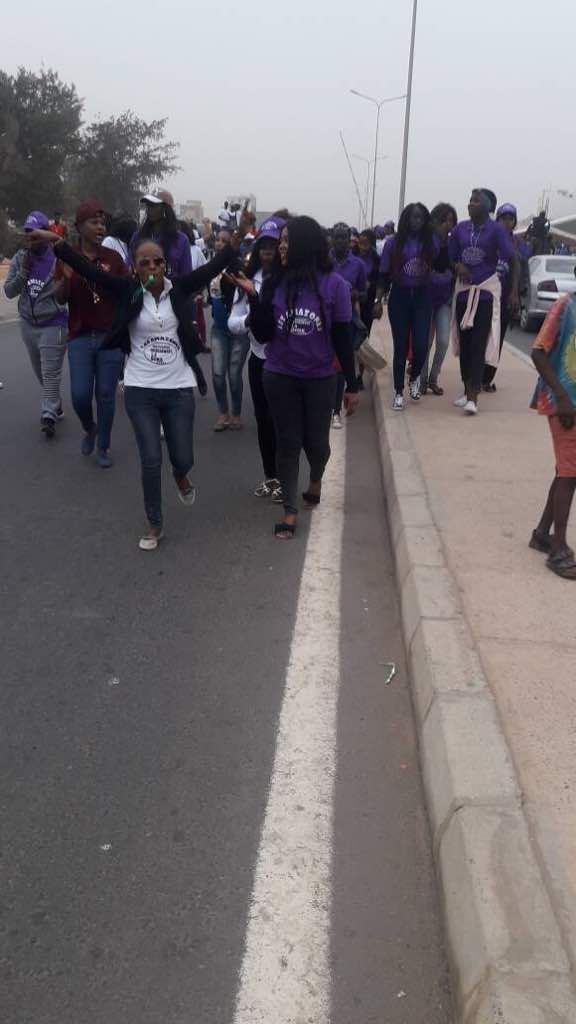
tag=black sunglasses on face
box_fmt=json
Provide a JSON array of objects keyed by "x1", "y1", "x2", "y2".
[{"x1": 137, "y1": 256, "x2": 166, "y2": 268}]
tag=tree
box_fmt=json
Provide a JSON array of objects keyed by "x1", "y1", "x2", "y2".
[
  {"x1": 0, "y1": 67, "x2": 82, "y2": 219},
  {"x1": 70, "y1": 112, "x2": 180, "y2": 215}
]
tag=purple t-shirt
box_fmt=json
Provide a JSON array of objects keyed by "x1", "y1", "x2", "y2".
[
  {"x1": 264, "y1": 271, "x2": 352, "y2": 378},
  {"x1": 25, "y1": 249, "x2": 67, "y2": 327},
  {"x1": 429, "y1": 268, "x2": 454, "y2": 310},
  {"x1": 130, "y1": 229, "x2": 192, "y2": 278},
  {"x1": 379, "y1": 235, "x2": 438, "y2": 287},
  {"x1": 449, "y1": 219, "x2": 515, "y2": 286},
  {"x1": 331, "y1": 252, "x2": 368, "y2": 293}
]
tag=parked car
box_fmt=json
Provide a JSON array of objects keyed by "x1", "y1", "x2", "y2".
[{"x1": 520, "y1": 255, "x2": 576, "y2": 331}]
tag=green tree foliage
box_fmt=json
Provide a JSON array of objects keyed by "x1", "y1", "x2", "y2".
[
  {"x1": 70, "y1": 112, "x2": 180, "y2": 215},
  {"x1": 0, "y1": 67, "x2": 180, "y2": 223},
  {"x1": 0, "y1": 67, "x2": 82, "y2": 219}
]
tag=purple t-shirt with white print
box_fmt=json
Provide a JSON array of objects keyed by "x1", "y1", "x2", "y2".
[
  {"x1": 264, "y1": 271, "x2": 352, "y2": 379},
  {"x1": 379, "y1": 234, "x2": 439, "y2": 287},
  {"x1": 25, "y1": 249, "x2": 67, "y2": 326},
  {"x1": 448, "y1": 219, "x2": 515, "y2": 286},
  {"x1": 331, "y1": 252, "x2": 367, "y2": 293}
]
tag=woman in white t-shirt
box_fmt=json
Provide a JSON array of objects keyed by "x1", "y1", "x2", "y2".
[{"x1": 30, "y1": 229, "x2": 240, "y2": 550}]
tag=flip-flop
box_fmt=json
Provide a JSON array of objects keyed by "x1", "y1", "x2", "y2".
[
  {"x1": 529, "y1": 530, "x2": 553, "y2": 554},
  {"x1": 546, "y1": 549, "x2": 576, "y2": 579},
  {"x1": 274, "y1": 522, "x2": 296, "y2": 539},
  {"x1": 302, "y1": 490, "x2": 321, "y2": 508}
]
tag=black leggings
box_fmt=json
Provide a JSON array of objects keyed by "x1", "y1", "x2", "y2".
[
  {"x1": 248, "y1": 353, "x2": 277, "y2": 479},
  {"x1": 457, "y1": 294, "x2": 493, "y2": 396},
  {"x1": 263, "y1": 371, "x2": 336, "y2": 515}
]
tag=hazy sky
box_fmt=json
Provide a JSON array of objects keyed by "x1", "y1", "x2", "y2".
[{"x1": 3, "y1": 0, "x2": 576, "y2": 226}]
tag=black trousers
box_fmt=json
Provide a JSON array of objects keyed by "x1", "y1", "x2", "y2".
[
  {"x1": 457, "y1": 294, "x2": 493, "y2": 395},
  {"x1": 263, "y1": 370, "x2": 336, "y2": 515},
  {"x1": 248, "y1": 353, "x2": 277, "y2": 479}
]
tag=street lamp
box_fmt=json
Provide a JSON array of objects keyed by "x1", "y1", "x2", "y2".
[
  {"x1": 398, "y1": 0, "x2": 418, "y2": 218},
  {"x1": 352, "y1": 154, "x2": 389, "y2": 229},
  {"x1": 350, "y1": 88, "x2": 406, "y2": 226}
]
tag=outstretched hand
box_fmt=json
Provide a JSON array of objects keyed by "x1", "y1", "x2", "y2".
[{"x1": 225, "y1": 271, "x2": 257, "y2": 297}]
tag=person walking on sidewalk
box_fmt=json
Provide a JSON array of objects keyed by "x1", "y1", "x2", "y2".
[
  {"x1": 53, "y1": 201, "x2": 127, "y2": 467},
  {"x1": 482, "y1": 202, "x2": 524, "y2": 392},
  {"x1": 4, "y1": 210, "x2": 68, "y2": 439},
  {"x1": 330, "y1": 222, "x2": 367, "y2": 428},
  {"x1": 373, "y1": 203, "x2": 445, "y2": 410},
  {"x1": 30, "y1": 226, "x2": 241, "y2": 550},
  {"x1": 448, "y1": 188, "x2": 516, "y2": 416},
  {"x1": 530, "y1": 286, "x2": 576, "y2": 579},
  {"x1": 420, "y1": 203, "x2": 457, "y2": 396},
  {"x1": 231, "y1": 215, "x2": 359, "y2": 539},
  {"x1": 209, "y1": 228, "x2": 249, "y2": 432},
  {"x1": 228, "y1": 215, "x2": 285, "y2": 501}
]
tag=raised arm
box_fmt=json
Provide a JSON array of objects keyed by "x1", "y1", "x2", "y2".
[
  {"x1": 26, "y1": 231, "x2": 130, "y2": 297},
  {"x1": 174, "y1": 245, "x2": 235, "y2": 298},
  {"x1": 54, "y1": 241, "x2": 130, "y2": 297}
]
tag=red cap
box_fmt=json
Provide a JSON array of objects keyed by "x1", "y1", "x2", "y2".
[{"x1": 75, "y1": 200, "x2": 106, "y2": 226}]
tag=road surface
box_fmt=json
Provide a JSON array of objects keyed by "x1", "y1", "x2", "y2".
[{"x1": 1, "y1": 320, "x2": 451, "y2": 1024}]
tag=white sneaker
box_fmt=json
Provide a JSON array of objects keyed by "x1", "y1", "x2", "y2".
[
  {"x1": 393, "y1": 393, "x2": 404, "y2": 411},
  {"x1": 453, "y1": 394, "x2": 468, "y2": 408},
  {"x1": 331, "y1": 413, "x2": 343, "y2": 430},
  {"x1": 139, "y1": 528, "x2": 163, "y2": 551},
  {"x1": 409, "y1": 377, "x2": 421, "y2": 401},
  {"x1": 464, "y1": 400, "x2": 478, "y2": 415}
]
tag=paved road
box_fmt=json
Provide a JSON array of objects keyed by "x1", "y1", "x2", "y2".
[
  {"x1": 1, "y1": 320, "x2": 450, "y2": 1024},
  {"x1": 507, "y1": 321, "x2": 537, "y2": 359}
]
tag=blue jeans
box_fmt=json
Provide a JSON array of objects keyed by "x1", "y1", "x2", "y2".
[
  {"x1": 124, "y1": 386, "x2": 195, "y2": 529},
  {"x1": 211, "y1": 325, "x2": 249, "y2": 415},
  {"x1": 388, "y1": 285, "x2": 433, "y2": 394},
  {"x1": 421, "y1": 302, "x2": 452, "y2": 388},
  {"x1": 68, "y1": 333, "x2": 124, "y2": 450}
]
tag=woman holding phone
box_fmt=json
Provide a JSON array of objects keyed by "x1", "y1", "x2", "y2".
[
  {"x1": 30, "y1": 226, "x2": 241, "y2": 550},
  {"x1": 230, "y1": 215, "x2": 359, "y2": 539}
]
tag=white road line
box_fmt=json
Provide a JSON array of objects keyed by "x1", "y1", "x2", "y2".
[
  {"x1": 233, "y1": 434, "x2": 346, "y2": 1024},
  {"x1": 504, "y1": 339, "x2": 537, "y2": 370}
]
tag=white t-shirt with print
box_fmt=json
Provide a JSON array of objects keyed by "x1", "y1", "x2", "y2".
[{"x1": 124, "y1": 280, "x2": 197, "y2": 389}]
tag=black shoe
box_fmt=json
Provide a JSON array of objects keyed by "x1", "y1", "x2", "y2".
[{"x1": 41, "y1": 416, "x2": 55, "y2": 439}]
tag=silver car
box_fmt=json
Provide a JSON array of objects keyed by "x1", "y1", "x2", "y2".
[{"x1": 520, "y1": 254, "x2": 576, "y2": 331}]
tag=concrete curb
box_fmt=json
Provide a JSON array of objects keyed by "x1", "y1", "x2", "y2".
[{"x1": 371, "y1": 328, "x2": 576, "y2": 1023}]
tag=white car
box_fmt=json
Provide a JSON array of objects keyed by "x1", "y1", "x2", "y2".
[{"x1": 520, "y1": 254, "x2": 576, "y2": 331}]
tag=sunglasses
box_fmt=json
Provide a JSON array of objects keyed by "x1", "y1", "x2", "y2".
[{"x1": 137, "y1": 256, "x2": 166, "y2": 269}]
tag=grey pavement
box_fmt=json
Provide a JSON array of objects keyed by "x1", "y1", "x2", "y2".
[{"x1": 0, "y1": 321, "x2": 451, "y2": 1024}]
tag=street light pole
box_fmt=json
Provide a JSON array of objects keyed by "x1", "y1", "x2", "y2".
[
  {"x1": 398, "y1": 0, "x2": 418, "y2": 219},
  {"x1": 350, "y1": 89, "x2": 406, "y2": 226},
  {"x1": 353, "y1": 154, "x2": 389, "y2": 229}
]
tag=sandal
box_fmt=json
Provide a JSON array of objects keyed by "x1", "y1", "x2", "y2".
[
  {"x1": 546, "y1": 548, "x2": 576, "y2": 579},
  {"x1": 139, "y1": 528, "x2": 164, "y2": 551},
  {"x1": 302, "y1": 490, "x2": 321, "y2": 508},
  {"x1": 529, "y1": 530, "x2": 553, "y2": 554},
  {"x1": 274, "y1": 521, "x2": 296, "y2": 539},
  {"x1": 428, "y1": 381, "x2": 444, "y2": 396}
]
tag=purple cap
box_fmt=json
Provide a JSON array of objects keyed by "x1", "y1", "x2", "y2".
[
  {"x1": 23, "y1": 210, "x2": 50, "y2": 231},
  {"x1": 497, "y1": 203, "x2": 517, "y2": 219},
  {"x1": 256, "y1": 216, "x2": 286, "y2": 242}
]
